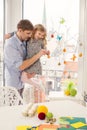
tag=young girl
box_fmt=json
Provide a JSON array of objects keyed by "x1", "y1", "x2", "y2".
[{"x1": 25, "y1": 24, "x2": 49, "y2": 75}]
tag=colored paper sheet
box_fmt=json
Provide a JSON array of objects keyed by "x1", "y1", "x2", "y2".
[{"x1": 71, "y1": 122, "x2": 87, "y2": 128}]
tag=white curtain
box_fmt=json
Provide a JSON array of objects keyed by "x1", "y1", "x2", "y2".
[{"x1": 5, "y1": 0, "x2": 22, "y2": 33}]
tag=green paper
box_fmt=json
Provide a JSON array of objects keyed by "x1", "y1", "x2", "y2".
[
  {"x1": 58, "y1": 117, "x2": 87, "y2": 130},
  {"x1": 57, "y1": 127, "x2": 75, "y2": 130},
  {"x1": 59, "y1": 117, "x2": 86, "y2": 124}
]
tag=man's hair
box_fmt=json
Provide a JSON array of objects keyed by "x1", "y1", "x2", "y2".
[{"x1": 17, "y1": 19, "x2": 34, "y2": 31}]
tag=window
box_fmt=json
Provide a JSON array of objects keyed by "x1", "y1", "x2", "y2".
[
  {"x1": 0, "y1": 0, "x2": 4, "y2": 86},
  {"x1": 23, "y1": 0, "x2": 80, "y2": 92}
]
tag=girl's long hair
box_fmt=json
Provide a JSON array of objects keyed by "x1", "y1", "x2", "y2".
[{"x1": 32, "y1": 24, "x2": 47, "y2": 48}]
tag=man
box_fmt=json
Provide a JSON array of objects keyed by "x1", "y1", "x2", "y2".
[{"x1": 4, "y1": 19, "x2": 48, "y2": 95}]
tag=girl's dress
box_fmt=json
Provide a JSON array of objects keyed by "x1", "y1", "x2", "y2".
[{"x1": 25, "y1": 39, "x2": 45, "y2": 74}]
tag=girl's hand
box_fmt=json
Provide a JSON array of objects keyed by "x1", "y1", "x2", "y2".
[
  {"x1": 46, "y1": 50, "x2": 50, "y2": 58},
  {"x1": 46, "y1": 50, "x2": 50, "y2": 55},
  {"x1": 39, "y1": 49, "x2": 49, "y2": 56}
]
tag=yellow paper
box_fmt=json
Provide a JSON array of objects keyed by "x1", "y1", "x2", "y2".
[
  {"x1": 16, "y1": 126, "x2": 30, "y2": 130},
  {"x1": 71, "y1": 122, "x2": 86, "y2": 128},
  {"x1": 16, "y1": 126, "x2": 38, "y2": 130}
]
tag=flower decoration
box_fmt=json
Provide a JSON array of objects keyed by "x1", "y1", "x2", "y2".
[
  {"x1": 71, "y1": 54, "x2": 77, "y2": 61},
  {"x1": 56, "y1": 35, "x2": 62, "y2": 41},
  {"x1": 59, "y1": 18, "x2": 65, "y2": 24}
]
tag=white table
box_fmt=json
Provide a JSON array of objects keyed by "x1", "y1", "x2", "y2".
[{"x1": 0, "y1": 100, "x2": 87, "y2": 130}]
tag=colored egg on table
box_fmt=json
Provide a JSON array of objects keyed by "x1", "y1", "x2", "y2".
[{"x1": 37, "y1": 105, "x2": 48, "y2": 114}]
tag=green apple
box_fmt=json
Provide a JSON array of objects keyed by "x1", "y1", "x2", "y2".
[
  {"x1": 70, "y1": 88, "x2": 77, "y2": 96},
  {"x1": 67, "y1": 82, "x2": 75, "y2": 90},
  {"x1": 46, "y1": 112, "x2": 53, "y2": 119}
]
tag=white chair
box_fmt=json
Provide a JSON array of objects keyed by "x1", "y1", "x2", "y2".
[{"x1": 0, "y1": 86, "x2": 24, "y2": 106}]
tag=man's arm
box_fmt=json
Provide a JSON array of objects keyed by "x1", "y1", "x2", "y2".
[{"x1": 19, "y1": 49, "x2": 48, "y2": 71}]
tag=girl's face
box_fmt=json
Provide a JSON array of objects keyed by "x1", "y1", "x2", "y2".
[{"x1": 34, "y1": 30, "x2": 45, "y2": 40}]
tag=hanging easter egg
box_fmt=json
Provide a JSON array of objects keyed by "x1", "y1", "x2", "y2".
[
  {"x1": 79, "y1": 53, "x2": 83, "y2": 57},
  {"x1": 67, "y1": 74, "x2": 71, "y2": 79},
  {"x1": 51, "y1": 34, "x2": 54, "y2": 38},
  {"x1": 63, "y1": 48, "x2": 67, "y2": 53},
  {"x1": 47, "y1": 30, "x2": 55, "y2": 41},
  {"x1": 79, "y1": 43, "x2": 83, "y2": 46},
  {"x1": 58, "y1": 62, "x2": 61, "y2": 66},
  {"x1": 64, "y1": 61, "x2": 67, "y2": 64}
]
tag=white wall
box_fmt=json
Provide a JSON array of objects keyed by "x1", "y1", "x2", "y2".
[
  {"x1": 79, "y1": 0, "x2": 87, "y2": 95},
  {"x1": 5, "y1": 0, "x2": 22, "y2": 33}
]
